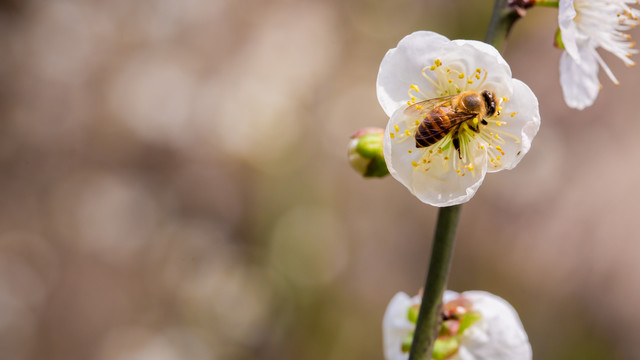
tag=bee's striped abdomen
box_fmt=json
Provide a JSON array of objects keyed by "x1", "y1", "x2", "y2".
[{"x1": 415, "y1": 106, "x2": 454, "y2": 148}]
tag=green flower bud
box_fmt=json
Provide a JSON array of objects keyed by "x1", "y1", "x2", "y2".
[{"x1": 348, "y1": 127, "x2": 389, "y2": 178}]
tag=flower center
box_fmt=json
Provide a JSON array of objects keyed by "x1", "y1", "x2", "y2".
[
  {"x1": 402, "y1": 297, "x2": 482, "y2": 359},
  {"x1": 388, "y1": 59, "x2": 515, "y2": 176}
]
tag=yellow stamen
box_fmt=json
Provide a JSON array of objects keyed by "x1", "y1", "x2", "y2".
[
  {"x1": 394, "y1": 125, "x2": 399, "y2": 132},
  {"x1": 412, "y1": 161, "x2": 419, "y2": 167},
  {"x1": 458, "y1": 73, "x2": 465, "y2": 79},
  {"x1": 390, "y1": 133, "x2": 395, "y2": 139}
]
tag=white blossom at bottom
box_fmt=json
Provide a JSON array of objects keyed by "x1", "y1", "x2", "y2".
[{"x1": 382, "y1": 290, "x2": 532, "y2": 360}]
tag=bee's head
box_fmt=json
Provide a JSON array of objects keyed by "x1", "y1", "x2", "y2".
[{"x1": 481, "y1": 90, "x2": 497, "y2": 117}]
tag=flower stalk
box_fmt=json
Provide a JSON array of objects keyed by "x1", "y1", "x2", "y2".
[
  {"x1": 485, "y1": 0, "x2": 532, "y2": 50},
  {"x1": 407, "y1": 1, "x2": 526, "y2": 359},
  {"x1": 407, "y1": 205, "x2": 461, "y2": 360}
]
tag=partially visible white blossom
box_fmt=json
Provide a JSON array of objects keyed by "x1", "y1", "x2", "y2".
[
  {"x1": 383, "y1": 290, "x2": 532, "y2": 360},
  {"x1": 378, "y1": 31, "x2": 540, "y2": 206},
  {"x1": 558, "y1": 0, "x2": 639, "y2": 109}
]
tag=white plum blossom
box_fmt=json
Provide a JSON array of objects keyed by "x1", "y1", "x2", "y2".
[
  {"x1": 558, "y1": 0, "x2": 640, "y2": 109},
  {"x1": 383, "y1": 291, "x2": 532, "y2": 360},
  {"x1": 378, "y1": 31, "x2": 540, "y2": 207}
]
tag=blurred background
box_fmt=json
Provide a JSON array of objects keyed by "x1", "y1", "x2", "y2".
[{"x1": 0, "y1": 0, "x2": 639, "y2": 359}]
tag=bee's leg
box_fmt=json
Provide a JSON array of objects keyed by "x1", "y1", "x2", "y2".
[
  {"x1": 452, "y1": 130, "x2": 462, "y2": 159},
  {"x1": 481, "y1": 119, "x2": 488, "y2": 126}
]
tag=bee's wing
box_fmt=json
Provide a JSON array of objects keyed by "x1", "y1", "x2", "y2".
[
  {"x1": 403, "y1": 95, "x2": 457, "y2": 118},
  {"x1": 415, "y1": 112, "x2": 479, "y2": 144}
]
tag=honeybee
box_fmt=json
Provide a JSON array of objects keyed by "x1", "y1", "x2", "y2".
[{"x1": 406, "y1": 90, "x2": 498, "y2": 158}]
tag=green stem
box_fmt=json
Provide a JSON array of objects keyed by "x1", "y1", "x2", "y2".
[
  {"x1": 407, "y1": 205, "x2": 461, "y2": 360},
  {"x1": 484, "y1": 0, "x2": 522, "y2": 50}
]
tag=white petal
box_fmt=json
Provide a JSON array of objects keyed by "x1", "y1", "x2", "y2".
[
  {"x1": 485, "y1": 79, "x2": 540, "y2": 173},
  {"x1": 442, "y1": 289, "x2": 459, "y2": 303},
  {"x1": 558, "y1": 0, "x2": 584, "y2": 61},
  {"x1": 382, "y1": 292, "x2": 419, "y2": 360},
  {"x1": 458, "y1": 291, "x2": 532, "y2": 360},
  {"x1": 559, "y1": 48, "x2": 600, "y2": 110},
  {"x1": 383, "y1": 106, "x2": 489, "y2": 207},
  {"x1": 443, "y1": 40, "x2": 513, "y2": 98},
  {"x1": 377, "y1": 31, "x2": 451, "y2": 117}
]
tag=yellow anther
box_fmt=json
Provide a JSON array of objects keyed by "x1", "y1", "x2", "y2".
[
  {"x1": 410, "y1": 84, "x2": 420, "y2": 92},
  {"x1": 430, "y1": 65, "x2": 436, "y2": 71},
  {"x1": 496, "y1": 155, "x2": 501, "y2": 160},
  {"x1": 480, "y1": 145, "x2": 485, "y2": 149},
  {"x1": 446, "y1": 68, "x2": 451, "y2": 73},
  {"x1": 473, "y1": 118, "x2": 479, "y2": 125},
  {"x1": 510, "y1": 112, "x2": 517, "y2": 117},
  {"x1": 415, "y1": 120, "x2": 420, "y2": 125},
  {"x1": 467, "y1": 80, "x2": 474, "y2": 84},
  {"x1": 476, "y1": 68, "x2": 482, "y2": 73},
  {"x1": 444, "y1": 156, "x2": 449, "y2": 160},
  {"x1": 496, "y1": 106, "x2": 503, "y2": 112},
  {"x1": 412, "y1": 161, "x2": 419, "y2": 167},
  {"x1": 435, "y1": 59, "x2": 442, "y2": 67},
  {"x1": 475, "y1": 74, "x2": 481, "y2": 80},
  {"x1": 422, "y1": 159, "x2": 427, "y2": 163},
  {"x1": 448, "y1": 79, "x2": 453, "y2": 84},
  {"x1": 502, "y1": 97, "x2": 510, "y2": 102},
  {"x1": 496, "y1": 121, "x2": 502, "y2": 126},
  {"x1": 494, "y1": 134, "x2": 499, "y2": 139},
  {"x1": 411, "y1": 96, "x2": 416, "y2": 103},
  {"x1": 468, "y1": 164, "x2": 474, "y2": 171},
  {"x1": 496, "y1": 146, "x2": 504, "y2": 155},
  {"x1": 416, "y1": 105, "x2": 423, "y2": 110},
  {"x1": 408, "y1": 149, "x2": 412, "y2": 153},
  {"x1": 456, "y1": 88, "x2": 461, "y2": 94},
  {"x1": 394, "y1": 125, "x2": 400, "y2": 132},
  {"x1": 456, "y1": 169, "x2": 461, "y2": 173},
  {"x1": 437, "y1": 148, "x2": 443, "y2": 154},
  {"x1": 458, "y1": 73, "x2": 465, "y2": 79},
  {"x1": 405, "y1": 130, "x2": 411, "y2": 136},
  {"x1": 407, "y1": 101, "x2": 412, "y2": 105},
  {"x1": 390, "y1": 133, "x2": 395, "y2": 139}
]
